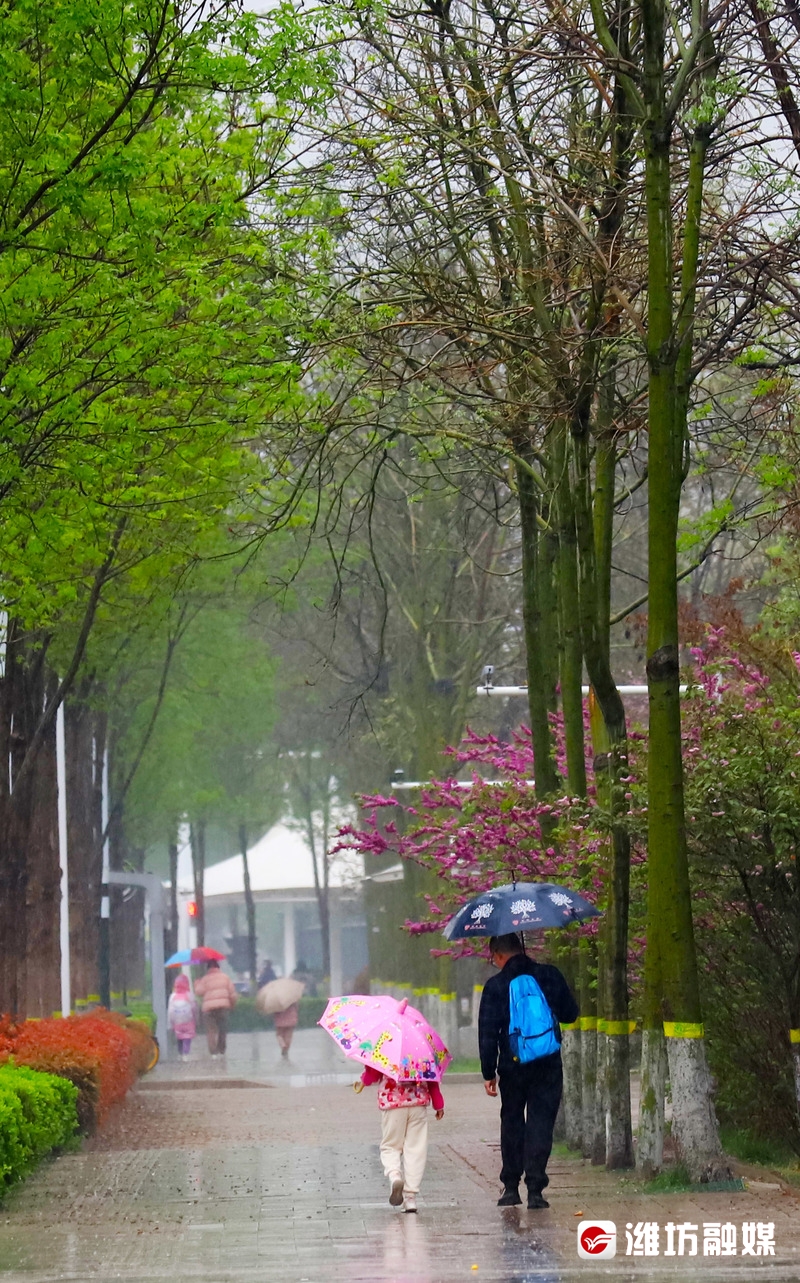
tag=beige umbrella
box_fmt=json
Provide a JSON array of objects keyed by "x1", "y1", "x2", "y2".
[{"x1": 256, "y1": 976, "x2": 305, "y2": 1015}]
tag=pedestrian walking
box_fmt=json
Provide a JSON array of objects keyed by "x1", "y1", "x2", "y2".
[
  {"x1": 167, "y1": 974, "x2": 198, "y2": 1061},
  {"x1": 257, "y1": 959, "x2": 276, "y2": 988},
  {"x1": 273, "y1": 1001, "x2": 299, "y2": 1058},
  {"x1": 194, "y1": 959, "x2": 238, "y2": 1057},
  {"x1": 478, "y1": 932, "x2": 578, "y2": 1210},
  {"x1": 356, "y1": 1067, "x2": 445, "y2": 1213}
]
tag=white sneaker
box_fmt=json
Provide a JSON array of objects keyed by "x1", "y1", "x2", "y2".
[
  {"x1": 389, "y1": 1177, "x2": 404, "y2": 1206},
  {"x1": 402, "y1": 1194, "x2": 417, "y2": 1213}
]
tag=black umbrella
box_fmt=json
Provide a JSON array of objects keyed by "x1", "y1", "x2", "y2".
[{"x1": 442, "y1": 881, "x2": 600, "y2": 940}]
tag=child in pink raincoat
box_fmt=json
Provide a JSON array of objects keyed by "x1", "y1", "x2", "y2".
[
  {"x1": 356, "y1": 1067, "x2": 444, "y2": 1214},
  {"x1": 168, "y1": 974, "x2": 198, "y2": 1061}
]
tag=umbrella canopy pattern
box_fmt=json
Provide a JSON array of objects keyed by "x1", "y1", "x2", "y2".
[
  {"x1": 165, "y1": 946, "x2": 226, "y2": 967},
  {"x1": 255, "y1": 977, "x2": 305, "y2": 1015},
  {"x1": 319, "y1": 995, "x2": 451, "y2": 1082},
  {"x1": 443, "y1": 881, "x2": 600, "y2": 940}
]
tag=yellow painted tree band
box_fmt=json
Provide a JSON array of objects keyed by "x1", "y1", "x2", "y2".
[
  {"x1": 790, "y1": 1029, "x2": 800, "y2": 1044},
  {"x1": 599, "y1": 1019, "x2": 637, "y2": 1035},
  {"x1": 560, "y1": 1020, "x2": 580, "y2": 1032},
  {"x1": 578, "y1": 1016, "x2": 598, "y2": 1031},
  {"x1": 663, "y1": 1021, "x2": 704, "y2": 1038}
]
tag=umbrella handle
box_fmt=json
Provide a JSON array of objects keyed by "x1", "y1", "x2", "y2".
[{"x1": 353, "y1": 1080, "x2": 364, "y2": 1094}]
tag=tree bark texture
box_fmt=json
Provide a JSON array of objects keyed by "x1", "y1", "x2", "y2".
[
  {"x1": 562, "y1": 1028, "x2": 584, "y2": 1151},
  {"x1": 579, "y1": 939, "x2": 598, "y2": 1159},
  {"x1": 638, "y1": 900, "x2": 665, "y2": 1173},
  {"x1": 167, "y1": 836, "x2": 179, "y2": 960},
  {"x1": 591, "y1": 1033, "x2": 608, "y2": 1165},
  {"x1": 792, "y1": 1042, "x2": 800, "y2": 1130},
  {"x1": 190, "y1": 820, "x2": 206, "y2": 948},
  {"x1": 554, "y1": 422, "x2": 587, "y2": 799},
  {"x1": 641, "y1": 0, "x2": 728, "y2": 1180},
  {"x1": 604, "y1": 1032, "x2": 634, "y2": 1168},
  {"x1": 637, "y1": 1027, "x2": 667, "y2": 1177},
  {"x1": 108, "y1": 805, "x2": 146, "y2": 1001},
  {"x1": 0, "y1": 623, "x2": 61, "y2": 1018},
  {"x1": 587, "y1": 686, "x2": 633, "y2": 1167},
  {"x1": 240, "y1": 822, "x2": 258, "y2": 992},
  {"x1": 667, "y1": 1037, "x2": 728, "y2": 1181},
  {"x1": 516, "y1": 453, "x2": 559, "y2": 798},
  {"x1": 65, "y1": 696, "x2": 104, "y2": 1005},
  {"x1": 24, "y1": 675, "x2": 61, "y2": 1019}
]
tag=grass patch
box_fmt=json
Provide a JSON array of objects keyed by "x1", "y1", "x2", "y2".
[
  {"x1": 641, "y1": 1164, "x2": 693, "y2": 1193},
  {"x1": 448, "y1": 1057, "x2": 481, "y2": 1074},
  {"x1": 720, "y1": 1126, "x2": 797, "y2": 1170},
  {"x1": 621, "y1": 1165, "x2": 745, "y2": 1196},
  {"x1": 551, "y1": 1140, "x2": 581, "y2": 1158}
]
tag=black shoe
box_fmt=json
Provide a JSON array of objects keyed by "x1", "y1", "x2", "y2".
[
  {"x1": 497, "y1": 1186, "x2": 522, "y2": 1206},
  {"x1": 527, "y1": 1192, "x2": 549, "y2": 1209}
]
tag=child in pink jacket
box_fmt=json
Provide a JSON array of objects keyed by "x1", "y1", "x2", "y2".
[
  {"x1": 357, "y1": 1067, "x2": 444, "y2": 1213},
  {"x1": 167, "y1": 974, "x2": 198, "y2": 1061}
]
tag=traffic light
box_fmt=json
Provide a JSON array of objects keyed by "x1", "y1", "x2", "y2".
[{"x1": 187, "y1": 900, "x2": 198, "y2": 918}]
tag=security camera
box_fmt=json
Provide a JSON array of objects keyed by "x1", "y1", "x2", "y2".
[{"x1": 481, "y1": 664, "x2": 495, "y2": 682}]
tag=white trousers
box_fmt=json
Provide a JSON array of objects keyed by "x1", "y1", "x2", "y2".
[{"x1": 379, "y1": 1106, "x2": 429, "y2": 1195}]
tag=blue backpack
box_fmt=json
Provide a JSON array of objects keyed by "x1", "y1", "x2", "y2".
[{"x1": 509, "y1": 972, "x2": 561, "y2": 1063}]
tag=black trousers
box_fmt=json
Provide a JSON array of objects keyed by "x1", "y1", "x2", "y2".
[{"x1": 498, "y1": 1054, "x2": 563, "y2": 1194}]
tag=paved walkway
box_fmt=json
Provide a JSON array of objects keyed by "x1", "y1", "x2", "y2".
[{"x1": 0, "y1": 1032, "x2": 798, "y2": 1282}]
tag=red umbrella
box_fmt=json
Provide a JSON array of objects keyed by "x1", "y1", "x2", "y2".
[{"x1": 165, "y1": 946, "x2": 226, "y2": 967}]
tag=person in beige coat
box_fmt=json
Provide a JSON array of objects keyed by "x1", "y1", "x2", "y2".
[{"x1": 194, "y1": 960, "x2": 237, "y2": 1057}]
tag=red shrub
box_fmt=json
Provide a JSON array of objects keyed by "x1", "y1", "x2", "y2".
[{"x1": 0, "y1": 1010, "x2": 149, "y2": 1130}]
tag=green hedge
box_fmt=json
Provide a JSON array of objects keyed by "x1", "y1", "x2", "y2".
[
  {"x1": 225, "y1": 995, "x2": 327, "y2": 1032},
  {"x1": 0, "y1": 1065, "x2": 78, "y2": 1190}
]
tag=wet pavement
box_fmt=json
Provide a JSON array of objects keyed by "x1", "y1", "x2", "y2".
[
  {"x1": 0, "y1": 1031, "x2": 798, "y2": 1282},
  {"x1": 143, "y1": 1026, "x2": 355, "y2": 1088}
]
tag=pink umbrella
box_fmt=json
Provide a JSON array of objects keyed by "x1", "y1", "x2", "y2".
[{"x1": 318, "y1": 994, "x2": 452, "y2": 1082}]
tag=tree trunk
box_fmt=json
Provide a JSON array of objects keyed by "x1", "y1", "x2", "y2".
[
  {"x1": 24, "y1": 673, "x2": 61, "y2": 1019},
  {"x1": 638, "y1": 892, "x2": 665, "y2": 1174},
  {"x1": 575, "y1": 398, "x2": 634, "y2": 1169},
  {"x1": 554, "y1": 421, "x2": 587, "y2": 799},
  {"x1": 792, "y1": 1037, "x2": 800, "y2": 1132},
  {"x1": 641, "y1": 0, "x2": 728, "y2": 1181},
  {"x1": 65, "y1": 695, "x2": 102, "y2": 1006},
  {"x1": 562, "y1": 1027, "x2": 584, "y2": 1151},
  {"x1": 307, "y1": 817, "x2": 331, "y2": 979},
  {"x1": 240, "y1": 822, "x2": 258, "y2": 993},
  {"x1": 0, "y1": 623, "x2": 56, "y2": 1017},
  {"x1": 558, "y1": 946, "x2": 583, "y2": 1151},
  {"x1": 167, "y1": 834, "x2": 179, "y2": 960},
  {"x1": 579, "y1": 938, "x2": 598, "y2": 1159},
  {"x1": 638, "y1": 1028, "x2": 667, "y2": 1177},
  {"x1": 190, "y1": 820, "x2": 206, "y2": 947},
  {"x1": 516, "y1": 449, "x2": 559, "y2": 797},
  {"x1": 592, "y1": 1033, "x2": 608, "y2": 1165}
]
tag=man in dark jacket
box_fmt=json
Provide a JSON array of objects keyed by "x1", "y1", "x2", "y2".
[{"x1": 479, "y1": 932, "x2": 579, "y2": 1209}]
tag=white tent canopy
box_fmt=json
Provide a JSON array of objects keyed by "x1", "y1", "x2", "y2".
[{"x1": 201, "y1": 822, "x2": 359, "y2": 897}]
